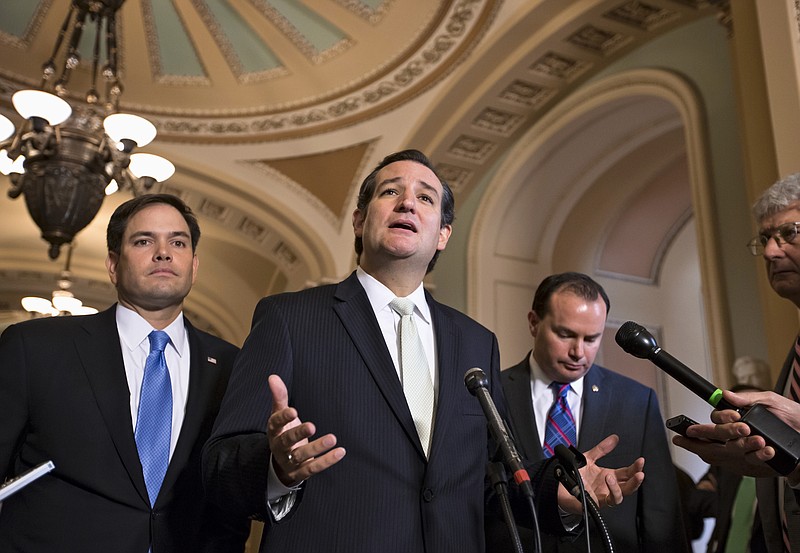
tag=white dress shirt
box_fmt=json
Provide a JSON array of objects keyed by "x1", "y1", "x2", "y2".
[
  {"x1": 527, "y1": 351, "x2": 584, "y2": 448},
  {"x1": 356, "y1": 267, "x2": 438, "y2": 389},
  {"x1": 116, "y1": 304, "x2": 191, "y2": 459}
]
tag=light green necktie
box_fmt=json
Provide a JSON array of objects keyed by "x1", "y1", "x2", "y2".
[
  {"x1": 390, "y1": 297, "x2": 434, "y2": 457},
  {"x1": 724, "y1": 476, "x2": 756, "y2": 553}
]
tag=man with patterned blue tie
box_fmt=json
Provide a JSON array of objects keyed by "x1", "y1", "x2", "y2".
[
  {"x1": 491, "y1": 272, "x2": 688, "y2": 552},
  {"x1": 0, "y1": 194, "x2": 249, "y2": 552}
]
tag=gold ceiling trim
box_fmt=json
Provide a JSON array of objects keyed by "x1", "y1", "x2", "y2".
[{"x1": 153, "y1": 0, "x2": 498, "y2": 141}]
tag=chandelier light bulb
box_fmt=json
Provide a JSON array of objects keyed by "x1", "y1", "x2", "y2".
[
  {"x1": 21, "y1": 296, "x2": 56, "y2": 315},
  {"x1": 12, "y1": 90, "x2": 72, "y2": 126},
  {"x1": 52, "y1": 290, "x2": 83, "y2": 312},
  {"x1": 0, "y1": 113, "x2": 14, "y2": 141},
  {"x1": 0, "y1": 150, "x2": 13, "y2": 175},
  {"x1": 103, "y1": 113, "x2": 157, "y2": 148},
  {"x1": 129, "y1": 153, "x2": 175, "y2": 182},
  {"x1": 105, "y1": 179, "x2": 119, "y2": 195},
  {"x1": 9, "y1": 154, "x2": 25, "y2": 175}
]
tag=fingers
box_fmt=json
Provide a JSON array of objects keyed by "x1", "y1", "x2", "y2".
[
  {"x1": 584, "y1": 434, "x2": 619, "y2": 461},
  {"x1": 265, "y1": 374, "x2": 347, "y2": 486},
  {"x1": 269, "y1": 374, "x2": 289, "y2": 414},
  {"x1": 275, "y1": 435, "x2": 347, "y2": 484}
]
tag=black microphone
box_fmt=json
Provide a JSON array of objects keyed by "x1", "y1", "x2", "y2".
[
  {"x1": 615, "y1": 320, "x2": 800, "y2": 475},
  {"x1": 464, "y1": 367, "x2": 534, "y2": 497}
]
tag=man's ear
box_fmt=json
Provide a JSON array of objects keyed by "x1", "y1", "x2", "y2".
[
  {"x1": 527, "y1": 310, "x2": 540, "y2": 338},
  {"x1": 106, "y1": 252, "x2": 119, "y2": 287},
  {"x1": 352, "y1": 208, "x2": 365, "y2": 237}
]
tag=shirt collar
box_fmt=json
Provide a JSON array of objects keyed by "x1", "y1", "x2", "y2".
[
  {"x1": 527, "y1": 350, "x2": 585, "y2": 399},
  {"x1": 115, "y1": 303, "x2": 187, "y2": 356},
  {"x1": 356, "y1": 267, "x2": 431, "y2": 324}
]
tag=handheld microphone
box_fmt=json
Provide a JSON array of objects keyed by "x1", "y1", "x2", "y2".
[
  {"x1": 615, "y1": 321, "x2": 800, "y2": 475},
  {"x1": 464, "y1": 367, "x2": 534, "y2": 497}
]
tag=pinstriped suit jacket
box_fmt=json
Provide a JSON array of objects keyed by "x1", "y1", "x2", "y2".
[{"x1": 203, "y1": 272, "x2": 562, "y2": 553}]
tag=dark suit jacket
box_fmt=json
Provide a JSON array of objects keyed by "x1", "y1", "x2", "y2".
[
  {"x1": 755, "y1": 345, "x2": 800, "y2": 553},
  {"x1": 0, "y1": 306, "x2": 249, "y2": 553},
  {"x1": 490, "y1": 357, "x2": 688, "y2": 553},
  {"x1": 203, "y1": 272, "x2": 563, "y2": 553}
]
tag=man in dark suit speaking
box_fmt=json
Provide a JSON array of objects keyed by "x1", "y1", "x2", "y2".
[
  {"x1": 0, "y1": 194, "x2": 249, "y2": 552},
  {"x1": 202, "y1": 150, "x2": 645, "y2": 553},
  {"x1": 490, "y1": 272, "x2": 687, "y2": 552}
]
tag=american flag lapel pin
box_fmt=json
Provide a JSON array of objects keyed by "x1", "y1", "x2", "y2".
[{"x1": 207, "y1": 356, "x2": 217, "y2": 364}]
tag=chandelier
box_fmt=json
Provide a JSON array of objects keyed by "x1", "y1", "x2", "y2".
[
  {"x1": 0, "y1": 0, "x2": 175, "y2": 260},
  {"x1": 21, "y1": 243, "x2": 99, "y2": 317}
]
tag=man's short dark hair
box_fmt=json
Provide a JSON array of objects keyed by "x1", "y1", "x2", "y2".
[
  {"x1": 354, "y1": 149, "x2": 455, "y2": 273},
  {"x1": 531, "y1": 272, "x2": 611, "y2": 318},
  {"x1": 106, "y1": 193, "x2": 200, "y2": 254}
]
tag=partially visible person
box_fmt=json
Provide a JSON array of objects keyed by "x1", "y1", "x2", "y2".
[
  {"x1": 202, "y1": 150, "x2": 645, "y2": 553},
  {"x1": 693, "y1": 386, "x2": 768, "y2": 553},
  {"x1": 732, "y1": 357, "x2": 772, "y2": 390},
  {"x1": 488, "y1": 272, "x2": 687, "y2": 552},
  {"x1": 674, "y1": 464, "x2": 715, "y2": 545},
  {"x1": 675, "y1": 172, "x2": 800, "y2": 552},
  {"x1": 0, "y1": 194, "x2": 249, "y2": 552}
]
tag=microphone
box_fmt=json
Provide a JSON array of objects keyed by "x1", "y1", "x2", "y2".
[
  {"x1": 464, "y1": 367, "x2": 534, "y2": 497},
  {"x1": 615, "y1": 321, "x2": 800, "y2": 475}
]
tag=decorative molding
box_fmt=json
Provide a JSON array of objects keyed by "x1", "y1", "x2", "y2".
[
  {"x1": 148, "y1": 0, "x2": 496, "y2": 136},
  {"x1": 249, "y1": 0, "x2": 353, "y2": 65},
  {"x1": 567, "y1": 24, "x2": 632, "y2": 56},
  {"x1": 604, "y1": 1, "x2": 680, "y2": 31}
]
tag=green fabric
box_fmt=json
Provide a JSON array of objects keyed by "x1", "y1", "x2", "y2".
[{"x1": 724, "y1": 476, "x2": 756, "y2": 552}]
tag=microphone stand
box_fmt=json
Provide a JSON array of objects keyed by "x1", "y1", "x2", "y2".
[
  {"x1": 487, "y1": 461, "x2": 524, "y2": 553},
  {"x1": 553, "y1": 445, "x2": 615, "y2": 553}
]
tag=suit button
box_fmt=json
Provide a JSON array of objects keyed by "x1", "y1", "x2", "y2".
[{"x1": 422, "y1": 488, "x2": 434, "y2": 502}]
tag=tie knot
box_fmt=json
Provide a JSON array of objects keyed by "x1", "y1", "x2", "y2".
[
  {"x1": 549, "y1": 381, "x2": 570, "y2": 399},
  {"x1": 148, "y1": 330, "x2": 170, "y2": 353},
  {"x1": 390, "y1": 297, "x2": 415, "y2": 317}
]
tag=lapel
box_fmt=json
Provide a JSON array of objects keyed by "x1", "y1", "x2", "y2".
[
  {"x1": 158, "y1": 320, "x2": 214, "y2": 500},
  {"x1": 73, "y1": 306, "x2": 149, "y2": 505},
  {"x1": 333, "y1": 273, "x2": 427, "y2": 459},
  {"x1": 426, "y1": 292, "x2": 460, "y2": 461},
  {"x1": 577, "y1": 365, "x2": 610, "y2": 450},
  {"x1": 503, "y1": 356, "x2": 544, "y2": 462}
]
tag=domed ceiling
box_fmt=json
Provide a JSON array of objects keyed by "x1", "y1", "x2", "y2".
[
  {"x1": 0, "y1": 0, "x2": 494, "y2": 141},
  {"x1": 0, "y1": 0, "x2": 725, "y2": 343}
]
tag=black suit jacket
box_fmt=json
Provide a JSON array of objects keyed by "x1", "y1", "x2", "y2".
[
  {"x1": 0, "y1": 306, "x2": 249, "y2": 553},
  {"x1": 203, "y1": 272, "x2": 563, "y2": 553},
  {"x1": 755, "y1": 345, "x2": 800, "y2": 553},
  {"x1": 490, "y1": 357, "x2": 688, "y2": 553}
]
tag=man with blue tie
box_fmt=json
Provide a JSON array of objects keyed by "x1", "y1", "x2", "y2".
[
  {"x1": 492, "y1": 272, "x2": 688, "y2": 552},
  {"x1": 0, "y1": 194, "x2": 249, "y2": 552}
]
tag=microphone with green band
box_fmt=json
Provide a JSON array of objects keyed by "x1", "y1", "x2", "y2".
[{"x1": 616, "y1": 321, "x2": 800, "y2": 475}]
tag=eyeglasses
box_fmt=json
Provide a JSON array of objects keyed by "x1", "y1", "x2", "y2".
[{"x1": 747, "y1": 222, "x2": 800, "y2": 256}]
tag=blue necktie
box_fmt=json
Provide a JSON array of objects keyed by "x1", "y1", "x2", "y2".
[
  {"x1": 543, "y1": 382, "x2": 576, "y2": 458},
  {"x1": 135, "y1": 330, "x2": 172, "y2": 507}
]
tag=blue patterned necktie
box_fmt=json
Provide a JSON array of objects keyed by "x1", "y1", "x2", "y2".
[
  {"x1": 135, "y1": 330, "x2": 172, "y2": 507},
  {"x1": 543, "y1": 382, "x2": 576, "y2": 458}
]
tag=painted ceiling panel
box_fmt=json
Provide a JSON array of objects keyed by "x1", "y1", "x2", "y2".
[
  {"x1": 148, "y1": 0, "x2": 206, "y2": 76},
  {"x1": 0, "y1": 0, "x2": 41, "y2": 37},
  {"x1": 267, "y1": 0, "x2": 348, "y2": 56},
  {"x1": 201, "y1": 0, "x2": 282, "y2": 73}
]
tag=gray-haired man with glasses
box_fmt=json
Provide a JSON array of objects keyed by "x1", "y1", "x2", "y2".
[{"x1": 675, "y1": 172, "x2": 800, "y2": 552}]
